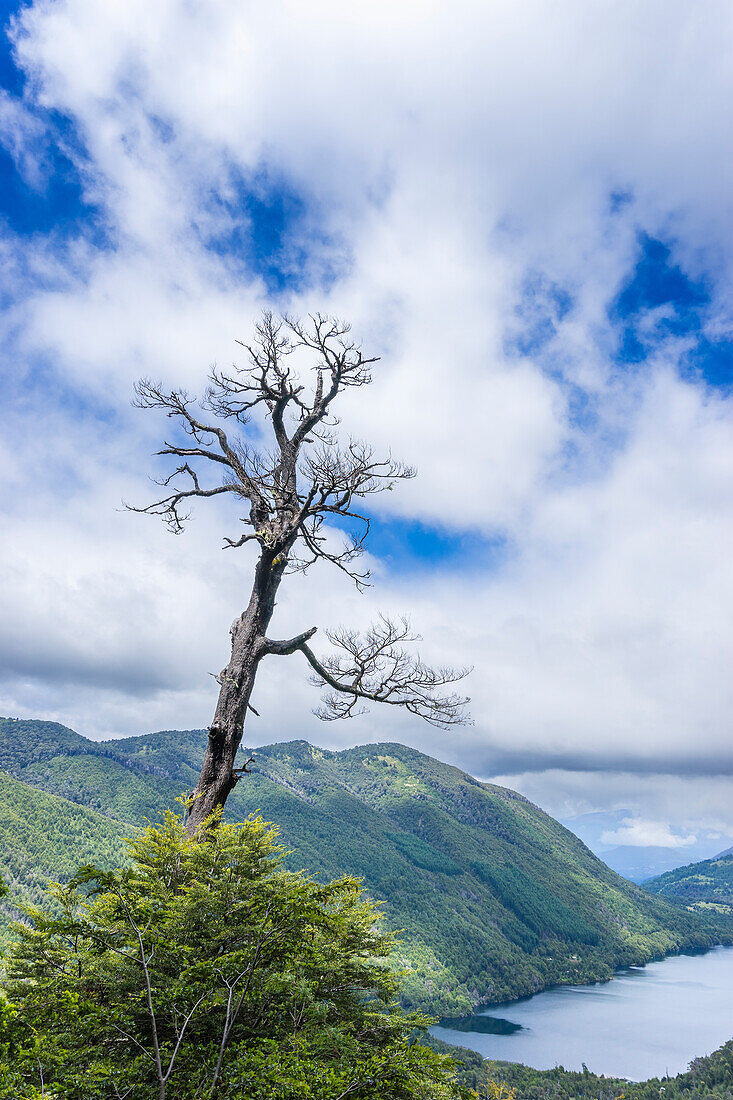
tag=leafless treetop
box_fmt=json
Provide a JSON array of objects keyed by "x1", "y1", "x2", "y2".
[{"x1": 131, "y1": 312, "x2": 414, "y2": 588}]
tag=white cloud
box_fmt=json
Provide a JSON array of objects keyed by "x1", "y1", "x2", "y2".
[
  {"x1": 600, "y1": 819, "x2": 697, "y2": 849},
  {"x1": 484, "y1": 769, "x2": 733, "y2": 851}
]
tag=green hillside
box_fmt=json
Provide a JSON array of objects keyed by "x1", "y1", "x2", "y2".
[
  {"x1": 431, "y1": 1035, "x2": 733, "y2": 1100},
  {"x1": 0, "y1": 770, "x2": 130, "y2": 946},
  {"x1": 644, "y1": 853, "x2": 733, "y2": 916},
  {"x1": 0, "y1": 717, "x2": 728, "y2": 1014}
]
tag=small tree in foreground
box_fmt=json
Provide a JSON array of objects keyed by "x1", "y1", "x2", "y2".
[
  {"x1": 130, "y1": 312, "x2": 470, "y2": 832},
  {"x1": 1, "y1": 814, "x2": 469, "y2": 1100}
]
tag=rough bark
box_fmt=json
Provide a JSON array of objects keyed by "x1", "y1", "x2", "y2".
[{"x1": 186, "y1": 549, "x2": 286, "y2": 833}]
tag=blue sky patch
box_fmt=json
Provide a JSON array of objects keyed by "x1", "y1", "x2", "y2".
[
  {"x1": 0, "y1": 1, "x2": 23, "y2": 98},
  {"x1": 611, "y1": 233, "x2": 732, "y2": 388},
  {"x1": 202, "y1": 167, "x2": 344, "y2": 297},
  {"x1": 0, "y1": 128, "x2": 96, "y2": 239},
  {"x1": 331, "y1": 511, "x2": 507, "y2": 575},
  {"x1": 0, "y1": 6, "x2": 107, "y2": 246}
]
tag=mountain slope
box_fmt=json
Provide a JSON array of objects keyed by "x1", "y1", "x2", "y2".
[
  {"x1": 0, "y1": 717, "x2": 727, "y2": 1013},
  {"x1": 644, "y1": 853, "x2": 733, "y2": 915},
  {"x1": 0, "y1": 769, "x2": 130, "y2": 946}
]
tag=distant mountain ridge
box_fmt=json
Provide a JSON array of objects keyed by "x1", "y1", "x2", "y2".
[
  {"x1": 559, "y1": 809, "x2": 732, "y2": 882},
  {"x1": 0, "y1": 716, "x2": 729, "y2": 1014}
]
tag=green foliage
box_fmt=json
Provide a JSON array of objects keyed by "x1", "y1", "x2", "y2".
[
  {"x1": 0, "y1": 718, "x2": 90, "y2": 769},
  {"x1": 429, "y1": 1035, "x2": 733, "y2": 1100},
  {"x1": 0, "y1": 771, "x2": 130, "y2": 948},
  {"x1": 388, "y1": 830, "x2": 463, "y2": 875},
  {"x1": 470, "y1": 863, "x2": 600, "y2": 946},
  {"x1": 1, "y1": 719, "x2": 730, "y2": 1015},
  {"x1": 484, "y1": 1041, "x2": 733, "y2": 1100},
  {"x1": 1, "y1": 812, "x2": 468, "y2": 1100},
  {"x1": 645, "y1": 855, "x2": 733, "y2": 916}
]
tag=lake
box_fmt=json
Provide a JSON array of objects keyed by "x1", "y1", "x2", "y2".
[{"x1": 431, "y1": 945, "x2": 733, "y2": 1080}]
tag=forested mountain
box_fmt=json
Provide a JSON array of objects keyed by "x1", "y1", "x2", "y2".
[
  {"x1": 0, "y1": 717, "x2": 728, "y2": 1014},
  {"x1": 0, "y1": 769, "x2": 129, "y2": 946},
  {"x1": 644, "y1": 852, "x2": 733, "y2": 914}
]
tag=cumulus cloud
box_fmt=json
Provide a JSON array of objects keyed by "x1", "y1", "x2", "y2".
[
  {"x1": 1, "y1": 0, "x2": 733, "y2": 836},
  {"x1": 599, "y1": 819, "x2": 697, "y2": 849}
]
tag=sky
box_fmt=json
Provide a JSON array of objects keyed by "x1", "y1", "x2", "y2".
[{"x1": 1, "y1": 0, "x2": 733, "y2": 852}]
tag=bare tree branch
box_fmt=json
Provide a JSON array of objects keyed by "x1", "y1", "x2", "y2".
[
  {"x1": 263, "y1": 626, "x2": 318, "y2": 655},
  {"x1": 294, "y1": 616, "x2": 472, "y2": 729},
  {"x1": 127, "y1": 317, "x2": 411, "y2": 572}
]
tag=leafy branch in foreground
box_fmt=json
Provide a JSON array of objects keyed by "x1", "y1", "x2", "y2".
[{"x1": 0, "y1": 813, "x2": 471, "y2": 1100}]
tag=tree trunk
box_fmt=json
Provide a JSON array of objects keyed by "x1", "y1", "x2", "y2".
[{"x1": 186, "y1": 548, "x2": 285, "y2": 834}]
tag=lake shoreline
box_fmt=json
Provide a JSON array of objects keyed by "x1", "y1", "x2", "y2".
[
  {"x1": 432, "y1": 944, "x2": 733, "y2": 1080},
  {"x1": 451, "y1": 936, "x2": 731, "y2": 1018}
]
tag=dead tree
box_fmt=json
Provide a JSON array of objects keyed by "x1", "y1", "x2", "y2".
[{"x1": 130, "y1": 312, "x2": 470, "y2": 833}]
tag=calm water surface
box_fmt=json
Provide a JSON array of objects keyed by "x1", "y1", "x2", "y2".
[{"x1": 431, "y1": 945, "x2": 733, "y2": 1080}]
